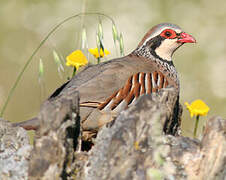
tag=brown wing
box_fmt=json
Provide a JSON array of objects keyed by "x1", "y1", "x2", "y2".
[{"x1": 57, "y1": 54, "x2": 164, "y2": 105}]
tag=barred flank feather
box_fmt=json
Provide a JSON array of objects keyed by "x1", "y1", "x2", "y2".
[{"x1": 98, "y1": 71, "x2": 169, "y2": 112}]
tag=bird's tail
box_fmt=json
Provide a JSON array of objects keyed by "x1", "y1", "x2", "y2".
[{"x1": 12, "y1": 117, "x2": 39, "y2": 130}]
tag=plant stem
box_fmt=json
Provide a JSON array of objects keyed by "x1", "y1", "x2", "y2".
[
  {"x1": 97, "y1": 57, "x2": 100, "y2": 64},
  {"x1": 193, "y1": 115, "x2": 200, "y2": 138},
  {"x1": 0, "y1": 12, "x2": 116, "y2": 117},
  {"x1": 72, "y1": 67, "x2": 77, "y2": 77}
]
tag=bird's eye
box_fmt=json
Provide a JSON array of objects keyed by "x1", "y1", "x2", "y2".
[
  {"x1": 160, "y1": 29, "x2": 177, "y2": 39},
  {"x1": 165, "y1": 31, "x2": 172, "y2": 37}
]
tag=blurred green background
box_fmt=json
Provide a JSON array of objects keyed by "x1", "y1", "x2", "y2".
[{"x1": 0, "y1": 0, "x2": 225, "y2": 137}]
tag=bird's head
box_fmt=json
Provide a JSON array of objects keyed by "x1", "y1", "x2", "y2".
[{"x1": 135, "y1": 23, "x2": 196, "y2": 62}]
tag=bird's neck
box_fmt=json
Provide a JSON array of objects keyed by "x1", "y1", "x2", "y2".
[
  {"x1": 132, "y1": 46, "x2": 175, "y2": 67},
  {"x1": 132, "y1": 46, "x2": 179, "y2": 86}
]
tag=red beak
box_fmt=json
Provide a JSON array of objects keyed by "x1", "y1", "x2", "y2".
[{"x1": 177, "y1": 32, "x2": 196, "y2": 43}]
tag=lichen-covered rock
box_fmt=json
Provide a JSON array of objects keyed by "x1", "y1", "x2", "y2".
[
  {"x1": 0, "y1": 118, "x2": 32, "y2": 180},
  {"x1": 83, "y1": 88, "x2": 182, "y2": 180},
  {"x1": 28, "y1": 91, "x2": 80, "y2": 180},
  {"x1": 80, "y1": 88, "x2": 226, "y2": 180}
]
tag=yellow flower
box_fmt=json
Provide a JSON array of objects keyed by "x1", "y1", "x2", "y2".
[
  {"x1": 185, "y1": 99, "x2": 210, "y2": 118},
  {"x1": 66, "y1": 50, "x2": 88, "y2": 70},
  {"x1": 88, "y1": 48, "x2": 110, "y2": 58},
  {"x1": 134, "y1": 141, "x2": 140, "y2": 150}
]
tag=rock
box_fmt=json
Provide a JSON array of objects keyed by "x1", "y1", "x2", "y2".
[
  {"x1": 28, "y1": 91, "x2": 80, "y2": 180},
  {"x1": 0, "y1": 118, "x2": 32, "y2": 180}
]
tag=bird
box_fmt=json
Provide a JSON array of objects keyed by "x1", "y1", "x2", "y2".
[{"x1": 14, "y1": 23, "x2": 196, "y2": 140}]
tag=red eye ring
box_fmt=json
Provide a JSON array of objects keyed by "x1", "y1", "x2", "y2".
[{"x1": 160, "y1": 29, "x2": 177, "y2": 39}]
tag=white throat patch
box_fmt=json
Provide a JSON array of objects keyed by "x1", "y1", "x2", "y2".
[{"x1": 155, "y1": 38, "x2": 180, "y2": 61}]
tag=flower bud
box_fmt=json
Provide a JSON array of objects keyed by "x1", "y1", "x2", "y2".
[
  {"x1": 119, "y1": 33, "x2": 124, "y2": 56},
  {"x1": 112, "y1": 23, "x2": 118, "y2": 43}
]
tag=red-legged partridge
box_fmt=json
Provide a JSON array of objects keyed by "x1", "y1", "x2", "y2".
[{"x1": 15, "y1": 23, "x2": 196, "y2": 139}]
